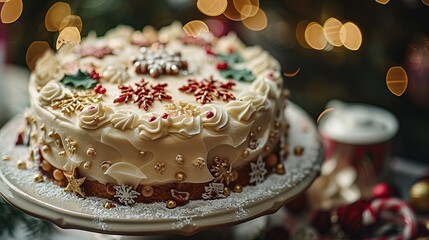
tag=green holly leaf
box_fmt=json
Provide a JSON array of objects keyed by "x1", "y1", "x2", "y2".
[
  {"x1": 217, "y1": 52, "x2": 243, "y2": 65},
  {"x1": 60, "y1": 70, "x2": 97, "y2": 90},
  {"x1": 220, "y1": 68, "x2": 256, "y2": 82}
]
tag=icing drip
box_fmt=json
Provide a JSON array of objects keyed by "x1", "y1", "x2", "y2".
[
  {"x1": 138, "y1": 115, "x2": 171, "y2": 140},
  {"x1": 225, "y1": 100, "x2": 256, "y2": 122},
  {"x1": 200, "y1": 104, "x2": 229, "y2": 131},
  {"x1": 34, "y1": 51, "x2": 64, "y2": 87},
  {"x1": 237, "y1": 92, "x2": 269, "y2": 111},
  {"x1": 102, "y1": 64, "x2": 129, "y2": 83},
  {"x1": 111, "y1": 110, "x2": 140, "y2": 131},
  {"x1": 249, "y1": 76, "x2": 278, "y2": 99},
  {"x1": 78, "y1": 103, "x2": 113, "y2": 130},
  {"x1": 104, "y1": 162, "x2": 147, "y2": 188},
  {"x1": 169, "y1": 115, "x2": 202, "y2": 139},
  {"x1": 38, "y1": 80, "x2": 67, "y2": 106}
]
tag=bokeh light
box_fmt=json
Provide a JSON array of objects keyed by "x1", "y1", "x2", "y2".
[
  {"x1": 183, "y1": 20, "x2": 209, "y2": 37},
  {"x1": 296, "y1": 20, "x2": 311, "y2": 49},
  {"x1": 0, "y1": 0, "x2": 23, "y2": 24},
  {"x1": 339, "y1": 22, "x2": 362, "y2": 51},
  {"x1": 26, "y1": 41, "x2": 50, "y2": 71},
  {"x1": 56, "y1": 26, "x2": 81, "y2": 50},
  {"x1": 223, "y1": 0, "x2": 247, "y2": 21},
  {"x1": 242, "y1": 8, "x2": 267, "y2": 31},
  {"x1": 375, "y1": 0, "x2": 390, "y2": 4},
  {"x1": 323, "y1": 17, "x2": 343, "y2": 47},
  {"x1": 423, "y1": 0, "x2": 429, "y2": 6},
  {"x1": 317, "y1": 108, "x2": 334, "y2": 124},
  {"x1": 305, "y1": 22, "x2": 327, "y2": 50},
  {"x1": 45, "y1": 2, "x2": 72, "y2": 32},
  {"x1": 386, "y1": 66, "x2": 408, "y2": 96},
  {"x1": 59, "y1": 15, "x2": 83, "y2": 32},
  {"x1": 284, "y1": 68, "x2": 301, "y2": 77},
  {"x1": 196, "y1": 0, "x2": 228, "y2": 17}
]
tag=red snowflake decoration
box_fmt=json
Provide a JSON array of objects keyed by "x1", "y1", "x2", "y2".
[
  {"x1": 113, "y1": 79, "x2": 172, "y2": 110},
  {"x1": 179, "y1": 76, "x2": 236, "y2": 104},
  {"x1": 80, "y1": 46, "x2": 113, "y2": 59}
]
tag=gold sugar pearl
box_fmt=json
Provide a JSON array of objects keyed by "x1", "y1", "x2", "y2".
[
  {"x1": 40, "y1": 160, "x2": 52, "y2": 171},
  {"x1": 175, "y1": 171, "x2": 186, "y2": 182},
  {"x1": 34, "y1": 174, "x2": 44, "y2": 183},
  {"x1": 53, "y1": 169, "x2": 65, "y2": 181},
  {"x1": 141, "y1": 185, "x2": 154, "y2": 197},
  {"x1": 257, "y1": 126, "x2": 262, "y2": 132},
  {"x1": 266, "y1": 154, "x2": 278, "y2": 167},
  {"x1": 166, "y1": 200, "x2": 177, "y2": 209},
  {"x1": 233, "y1": 184, "x2": 243, "y2": 193},
  {"x1": 264, "y1": 145, "x2": 271, "y2": 152},
  {"x1": 83, "y1": 161, "x2": 92, "y2": 170},
  {"x1": 223, "y1": 187, "x2": 231, "y2": 197},
  {"x1": 104, "y1": 201, "x2": 116, "y2": 209},
  {"x1": 139, "y1": 151, "x2": 146, "y2": 156},
  {"x1": 275, "y1": 163, "x2": 286, "y2": 175},
  {"x1": 293, "y1": 145, "x2": 304, "y2": 156},
  {"x1": 86, "y1": 147, "x2": 96, "y2": 157},
  {"x1": 42, "y1": 144, "x2": 51, "y2": 153},
  {"x1": 241, "y1": 150, "x2": 249, "y2": 158},
  {"x1": 2, "y1": 155, "x2": 10, "y2": 161},
  {"x1": 58, "y1": 151, "x2": 66, "y2": 157},
  {"x1": 249, "y1": 132, "x2": 255, "y2": 138},
  {"x1": 17, "y1": 160, "x2": 27, "y2": 169}
]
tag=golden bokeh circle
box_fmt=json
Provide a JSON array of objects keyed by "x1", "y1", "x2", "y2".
[
  {"x1": 375, "y1": 0, "x2": 390, "y2": 4},
  {"x1": 296, "y1": 20, "x2": 311, "y2": 49},
  {"x1": 197, "y1": 0, "x2": 228, "y2": 17},
  {"x1": 45, "y1": 2, "x2": 72, "y2": 32},
  {"x1": 0, "y1": 0, "x2": 23, "y2": 24},
  {"x1": 59, "y1": 15, "x2": 83, "y2": 32},
  {"x1": 339, "y1": 22, "x2": 362, "y2": 51},
  {"x1": 386, "y1": 66, "x2": 408, "y2": 96},
  {"x1": 242, "y1": 8, "x2": 267, "y2": 31},
  {"x1": 423, "y1": 0, "x2": 429, "y2": 6},
  {"x1": 56, "y1": 26, "x2": 81, "y2": 50},
  {"x1": 223, "y1": 0, "x2": 247, "y2": 21},
  {"x1": 323, "y1": 17, "x2": 343, "y2": 47},
  {"x1": 183, "y1": 20, "x2": 209, "y2": 38},
  {"x1": 305, "y1": 22, "x2": 327, "y2": 50},
  {"x1": 26, "y1": 41, "x2": 51, "y2": 71}
]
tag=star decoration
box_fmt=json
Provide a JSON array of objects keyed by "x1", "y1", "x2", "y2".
[
  {"x1": 202, "y1": 183, "x2": 225, "y2": 200},
  {"x1": 164, "y1": 101, "x2": 200, "y2": 117},
  {"x1": 210, "y1": 157, "x2": 237, "y2": 185},
  {"x1": 64, "y1": 168, "x2": 86, "y2": 198},
  {"x1": 113, "y1": 79, "x2": 172, "y2": 111},
  {"x1": 193, "y1": 157, "x2": 206, "y2": 169},
  {"x1": 249, "y1": 155, "x2": 267, "y2": 185},
  {"x1": 179, "y1": 76, "x2": 236, "y2": 104},
  {"x1": 51, "y1": 90, "x2": 103, "y2": 115}
]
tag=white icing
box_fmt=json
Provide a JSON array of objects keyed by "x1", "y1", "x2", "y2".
[
  {"x1": 247, "y1": 51, "x2": 271, "y2": 76},
  {"x1": 104, "y1": 162, "x2": 147, "y2": 188},
  {"x1": 78, "y1": 103, "x2": 113, "y2": 130},
  {"x1": 101, "y1": 64, "x2": 129, "y2": 83},
  {"x1": 200, "y1": 104, "x2": 229, "y2": 131},
  {"x1": 168, "y1": 115, "x2": 202, "y2": 138},
  {"x1": 241, "y1": 46, "x2": 262, "y2": 61},
  {"x1": 105, "y1": 25, "x2": 134, "y2": 40},
  {"x1": 249, "y1": 76, "x2": 278, "y2": 99},
  {"x1": 225, "y1": 100, "x2": 256, "y2": 122},
  {"x1": 215, "y1": 32, "x2": 245, "y2": 53},
  {"x1": 111, "y1": 110, "x2": 140, "y2": 131},
  {"x1": 237, "y1": 92, "x2": 269, "y2": 111},
  {"x1": 34, "y1": 51, "x2": 64, "y2": 87},
  {"x1": 38, "y1": 81, "x2": 66, "y2": 106},
  {"x1": 158, "y1": 21, "x2": 185, "y2": 43},
  {"x1": 138, "y1": 115, "x2": 171, "y2": 140}
]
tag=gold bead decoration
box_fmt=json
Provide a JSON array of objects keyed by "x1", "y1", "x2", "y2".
[
  {"x1": 40, "y1": 160, "x2": 52, "y2": 171},
  {"x1": 58, "y1": 151, "x2": 66, "y2": 157},
  {"x1": 257, "y1": 126, "x2": 262, "y2": 132},
  {"x1": 104, "y1": 201, "x2": 116, "y2": 209},
  {"x1": 33, "y1": 174, "x2": 44, "y2": 183},
  {"x1": 175, "y1": 171, "x2": 186, "y2": 182},
  {"x1": 233, "y1": 184, "x2": 243, "y2": 193},
  {"x1": 139, "y1": 151, "x2": 145, "y2": 156},
  {"x1": 409, "y1": 179, "x2": 429, "y2": 213},
  {"x1": 264, "y1": 145, "x2": 271, "y2": 152},
  {"x1": 17, "y1": 160, "x2": 27, "y2": 169},
  {"x1": 42, "y1": 144, "x2": 51, "y2": 153},
  {"x1": 53, "y1": 169, "x2": 65, "y2": 181},
  {"x1": 2, "y1": 155, "x2": 10, "y2": 161},
  {"x1": 166, "y1": 200, "x2": 177, "y2": 209},
  {"x1": 175, "y1": 154, "x2": 184, "y2": 165},
  {"x1": 266, "y1": 154, "x2": 278, "y2": 167},
  {"x1": 275, "y1": 121, "x2": 281, "y2": 129},
  {"x1": 241, "y1": 150, "x2": 249, "y2": 158},
  {"x1": 83, "y1": 161, "x2": 92, "y2": 170},
  {"x1": 293, "y1": 145, "x2": 304, "y2": 156},
  {"x1": 141, "y1": 185, "x2": 154, "y2": 197},
  {"x1": 249, "y1": 132, "x2": 255, "y2": 138},
  {"x1": 224, "y1": 187, "x2": 231, "y2": 197},
  {"x1": 86, "y1": 148, "x2": 96, "y2": 157},
  {"x1": 275, "y1": 163, "x2": 286, "y2": 175}
]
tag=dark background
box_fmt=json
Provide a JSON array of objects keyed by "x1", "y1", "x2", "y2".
[{"x1": 1, "y1": 0, "x2": 428, "y2": 162}]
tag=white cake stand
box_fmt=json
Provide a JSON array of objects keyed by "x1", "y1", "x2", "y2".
[{"x1": 0, "y1": 102, "x2": 322, "y2": 235}]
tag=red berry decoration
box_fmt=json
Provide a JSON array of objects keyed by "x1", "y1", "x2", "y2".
[
  {"x1": 372, "y1": 182, "x2": 399, "y2": 199},
  {"x1": 336, "y1": 199, "x2": 370, "y2": 237},
  {"x1": 161, "y1": 113, "x2": 169, "y2": 119},
  {"x1": 94, "y1": 84, "x2": 106, "y2": 94},
  {"x1": 171, "y1": 189, "x2": 190, "y2": 206},
  {"x1": 205, "y1": 47, "x2": 216, "y2": 56},
  {"x1": 89, "y1": 70, "x2": 101, "y2": 81},
  {"x1": 206, "y1": 111, "x2": 214, "y2": 119},
  {"x1": 216, "y1": 62, "x2": 229, "y2": 70},
  {"x1": 149, "y1": 116, "x2": 157, "y2": 122}
]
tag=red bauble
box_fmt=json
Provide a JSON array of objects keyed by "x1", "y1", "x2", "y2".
[
  {"x1": 372, "y1": 182, "x2": 399, "y2": 199},
  {"x1": 336, "y1": 199, "x2": 370, "y2": 237}
]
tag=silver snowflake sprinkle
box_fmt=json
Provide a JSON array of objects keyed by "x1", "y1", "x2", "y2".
[
  {"x1": 202, "y1": 182, "x2": 226, "y2": 200},
  {"x1": 249, "y1": 155, "x2": 267, "y2": 185},
  {"x1": 114, "y1": 184, "x2": 140, "y2": 206}
]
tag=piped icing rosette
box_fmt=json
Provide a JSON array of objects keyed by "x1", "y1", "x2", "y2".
[
  {"x1": 38, "y1": 80, "x2": 67, "y2": 106},
  {"x1": 215, "y1": 32, "x2": 245, "y2": 53},
  {"x1": 168, "y1": 115, "x2": 202, "y2": 139},
  {"x1": 237, "y1": 92, "x2": 269, "y2": 111},
  {"x1": 249, "y1": 76, "x2": 278, "y2": 99},
  {"x1": 199, "y1": 104, "x2": 229, "y2": 131},
  {"x1": 78, "y1": 103, "x2": 113, "y2": 130},
  {"x1": 34, "y1": 51, "x2": 64, "y2": 87},
  {"x1": 111, "y1": 110, "x2": 140, "y2": 131},
  {"x1": 225, "y1": 100, "x2": 256, "y2": 122},
  {"x1": 101, "y1": 64, "x2": 129, "y2": 83},
  {"x1": 138, "y1": 114, "x2": 172, "y2": 140}
]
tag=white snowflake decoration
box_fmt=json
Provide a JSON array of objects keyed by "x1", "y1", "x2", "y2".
[
  {"x1": 114, "y1": 184, "x2": 140, "y2": 206},
  {"x1": 202, "y1": 183, "x2": 226, "y2": 200},
  {"x1": 249, "y1": 155, "x2": 267, "y2": 185}
]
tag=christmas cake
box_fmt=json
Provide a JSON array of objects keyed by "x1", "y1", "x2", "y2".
[{"x1": 24, "y1": 22, "x2": 289, "y2": 207}]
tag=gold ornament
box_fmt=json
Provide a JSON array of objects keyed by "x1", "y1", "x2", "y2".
[
  {"x1": 266, "y1": 154, "x2": 278, "y2": 167},
  {"x1": 17, "y1": 160, "x2": 27, "y2": 169},
  {"x1": 293, "y1": 145, "x2": 304, "y2": 156},
  {"x1": 58, "y1": 150, "x2": 66, "y2": 157},
  {"x1": 40, "y1": 160, "x2": 52, "y2": 171},
  {"x1": 233, "y1": 184, "x2": 243, "y2": 193},
  {"x1": 2, "y1": 155, "x2": 10, "y2": 161},
  {"x1": 42, "y1": 144, "x2": 51, "y2": 153},
  {"x1": 223, "y1": 187, "x2": 231, "y2": 197},
  {"x1": 210, "y1": 157, "x2": 236, "y2": 185},
  {"x1": 64, "y1": 168, "x2": 86, "y2": 198},
  {"x1": 166, "y1": 200, "x2": 177, "y2": 209},
  {"x1": 175, "y1": 155, "x2": 184, "y2": 165},
  {"x1": 51, "y1": 90, "x2": 102, "y2": 115},
  {"x1": 193, "y1": 157, "x2": 206, "y2": 169},
  {"x1": 164, "y1": 101, "x2": 200, "y2": 117},
  {"x1": 256, "y1": 126, "x2": 262, "y2": 132},
  {"x1": 139, "y1": 151, "x2": 146, "y2": 156},
  {"x1": 83, "y1": 161, "x2": 92, "y2": 169},
  {"x1": 86, "y1": 147, "x2": 96, "y2": 157},
  {"x1": 409, "y1": 179, "x2": 429, "y2": 213},
  {"x1": 53, "y1": 169, "x2": 65, "y2": 181},
  {"x1": 33, "y1": 174, "x2": 44, "y2": 183},
  {"x1": 241, "y1": 150, "x2": 249, "y2": 158},
  {"x1": 175, "y1": 171, "x2": 186, "y2": 182},
  {"x1": 141, "y1": 185, "x2": 154, "y2": 197},
  {"x1": 104, "y1": 201, "x2": 116, "y2": 209},
  {"x1": 275, "y1": 163, "x2": 286, "y2": 175},
  {"x1": 65, "y1": 138, "x2": 77, "y2": 154},
  {"x1": 154, "y1": 162, "x2": 166, "y2": 174}
]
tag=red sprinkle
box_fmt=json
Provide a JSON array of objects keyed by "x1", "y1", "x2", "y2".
[
  {"x1": 267, "y1": 73, "x2": 274, "y2": 79},
  {"x1": 206, "y1": 111, "x2": 214, "y2": 119},
  {"x1": 149, "y1": 116, "x2": 157, "y2": 122},
  {"x1": 216, "y1": 62, "x2": 229, "y2": 70},
  {"x1": 161, "y1": 113, "x2": 169, "y2": 119},
  {"x1": 205, "y1": 47, "x2": 216, "y2": 56}
]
